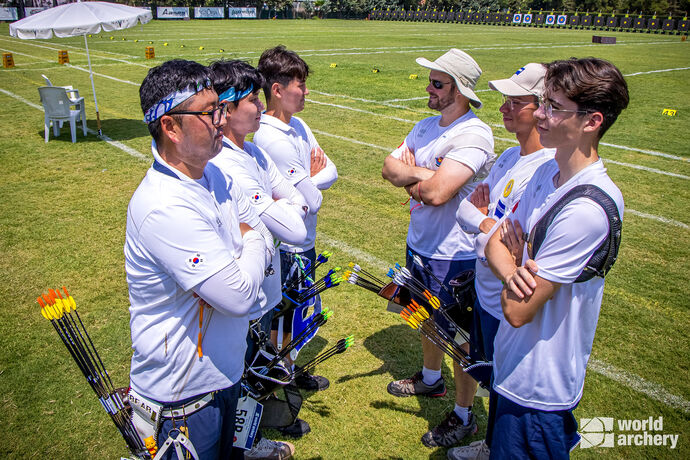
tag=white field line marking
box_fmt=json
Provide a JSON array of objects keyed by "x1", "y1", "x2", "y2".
[
  {"x1": 604, "y1": 159, "x2": 689, "y2": 180},
  {"x1": 624, "y1": 67, "x2": 690, "y2": 77},
  {"x1": 0, "y1": 47, "x2": 48, "y2": 61},
  {"x1": 318, "y1": 233, "x2": 690, "y2": 413},
  {"x1": 625, "y1": 209, "x2": 689, "y2": 229},
  {"x1": 312, "y1": 128, "x2": 689, "y2": 228},
  {"x1": 307, "y1": 99, "x2": 416, "y2": 124},
  {"x1": 0, "y1": 87, "x2": 147, "y2": 160},
  {"x1": 0, "y1": 36, "x2": 149, "y2": 68},
  {"x1": 310, "y1": 90, "x2": 435, "y2": 116},
  {"x1": 587, "y1": 359, "x2": 690, "y2": 414},
  {"x1": 308, "y1": 96, "x2": 689, "y2": 164},
  {"x1": 67, "y1": 64, "x2": 139, "y2": 86},
  {"x1": 292, "y1": 40, "x2": 680, "y2": 58}
]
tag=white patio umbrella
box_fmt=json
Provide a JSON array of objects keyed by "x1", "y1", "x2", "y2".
[{"x1": 9, "y1": 1, "x2": 152, "y2": 134}]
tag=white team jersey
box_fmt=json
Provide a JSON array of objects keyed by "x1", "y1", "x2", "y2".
[
  {"x1": 253, "y1": 114, "x2": 336, "y2": 253},
  {"x1": 210, "y1": 138, "x2": 284, "y2": 319},
  {"x1": 390, "y1": 111, "x2": 495, "y2": 260},
  {"x1": 473, "y1": 146, "x2": 555, "y2": 320},
  {"x1": 492, "y1": 159, "x2": 624, "y2": 411},
  {"x1": 126, "y1": 143, "x2": 262, "y2": 403}
]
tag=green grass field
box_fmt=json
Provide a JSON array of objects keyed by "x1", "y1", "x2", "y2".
[{"x1": 0, "y1": 18, "x2": 688, "y2": 459}]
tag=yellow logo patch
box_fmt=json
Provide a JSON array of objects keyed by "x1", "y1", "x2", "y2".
[{"x1": 503, "y1": 179, "x2": 514, "y2": 198}]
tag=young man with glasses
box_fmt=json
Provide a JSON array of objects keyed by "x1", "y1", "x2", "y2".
[
  {"x1": 485, "y1": 57, "x2": 628, "y2": 458},
  {"x1": 126, "y1": 59, "x2": 269, "y2": 459},
  {"x1": 381, "y1": 48, "x2": 495, "y2": 449},
  {"x1": 253, "y1": 46, "x2": 338, "y2": 402},
  {"x1": 209, "y1": 58, "x2": 312, "y2": 460},
  {"x1": 450, "y1": 63, "x2": 554, "y2": 460}
]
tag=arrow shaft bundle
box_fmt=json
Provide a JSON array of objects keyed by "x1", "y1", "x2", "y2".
[{"x1": 38, "y1": 288, "x2": 148, "y2": 459}]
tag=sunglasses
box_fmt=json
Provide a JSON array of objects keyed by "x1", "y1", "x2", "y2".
[{"x1": 430, "y1": 79, "x2": 453, "y2": 89}]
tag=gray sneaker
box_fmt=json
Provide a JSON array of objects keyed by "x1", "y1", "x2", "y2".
[
  {"x1": 387, "y1": 371, "x2": 447, "y2": 397},
  {"x1": 447, "y1": 439, "x2": 490, "y2": 460},
  {"x1": 421, "y1": 411, "x2": 478, "y2": 448},
  {"x1": 244, "y1": 437, "x2": 295, "y2": 460}
]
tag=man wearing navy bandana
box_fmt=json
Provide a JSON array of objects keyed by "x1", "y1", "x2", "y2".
[{"x1": 125, "y1": 59, "x2": 268, "y2": 459}]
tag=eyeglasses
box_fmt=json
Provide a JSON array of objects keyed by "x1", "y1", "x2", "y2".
[
  {"x1": 168, "y1": 103, "x2": 228, "y2": 127},
  {"x1": 430, "y1": 79, "x2": 453, "y2": 89},
  {"x1": 502, "y1": 95, "x2": 538, "y2": 111},
  {"x1": 538, "y1": 97, "x2": 590, "y2": 118}
]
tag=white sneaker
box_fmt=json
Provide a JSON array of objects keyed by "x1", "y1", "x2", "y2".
[
  {"x1": 244, "y1": 437, "x2": 295, "y2": 460},
  {"x1": 447, "y1": 439, "x2": 490, "y2": 460}
]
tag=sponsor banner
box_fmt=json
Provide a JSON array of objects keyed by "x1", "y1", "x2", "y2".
[
  {"x1": 228, "y1": 7, "x2": 256, "y2": 19},
  {"x1": 157, "y1": 7, "x2": 189, "y2": 19},
  {"x1": 523, "y1": 13, "x2": 532, "y2": 24},
  {"x1": 557, "y1": 14, "x2": 567, "y2": 25},
  {"x1": 25, "y1": 7, "x2": 49, "y2": 16},
  {"x1": 0, "y1": 7, "x2": 17, "y2": 21},
  {"x1": 512, "y1": 13, "x2": 522, "y2": 23},
  {"x1": 546, "y1": 14, "x2": 556, "y2": 25},
  {"x1": 195, "y1": 7, "x2": 224, "y2": 19}
]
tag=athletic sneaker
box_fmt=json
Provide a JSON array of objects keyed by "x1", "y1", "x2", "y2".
[
  {"x1": 293, "y1": 366, "x2": 330, "y2": 391},
  {"x1": 387, "y1": 371, "x2": 447, "y2": 397},
  {"x1": 447, "y1": 439, "x2": 490, "y2": 460},
  {"x1": 421, "y1": 412, "x2": 478, "y2": 448},
  {"x1": 244, "y1": 437, "x2": 295, "y2": 460}
]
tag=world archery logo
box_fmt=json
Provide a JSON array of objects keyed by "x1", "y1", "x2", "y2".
[
  {"x1": 187, "y1": 253, "x2": 204, "y2": 269},
  {"x1": 435, "y1": 156, "x2": 444, "y2": 167},
  {"x1": 287, "y1": 168, "x2": 296, "y2": 176}
]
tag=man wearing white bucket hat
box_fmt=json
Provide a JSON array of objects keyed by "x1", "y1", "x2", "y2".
[{"x1": 382, "y1": 49, "x2": 495, "y2": 449}]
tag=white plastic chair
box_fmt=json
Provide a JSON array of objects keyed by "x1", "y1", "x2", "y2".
[
  {"x1": 40, "y1": 75, "x2": 86, "y2": 129},
  {"x1": 38, "y1": 86, "x2": 87, "y2": 143},
  {"x1": 41, "y1": 74, "x2": 81, "y2": 102}
]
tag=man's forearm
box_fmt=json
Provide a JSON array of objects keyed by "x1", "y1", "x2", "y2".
[{"x1": 382, "y1": 156, "x2": 433, "y2": 187}]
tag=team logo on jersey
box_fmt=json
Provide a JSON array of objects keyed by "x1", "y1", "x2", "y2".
[
  {"x1": 503, "y1": 179, "x2": 514, "y2": 198},
  {"x1": 251, "y1": 192, "x2": 262, "y2": 203},
  {"x1": 187, "y1": 253, "x2": 204, "y2": 269},
  {"x1": 287, "y1": 168, "x2": 296, "y2": 177},
  {"x1": 435, "y1": 156, "x2": 444, "y2": 167}
]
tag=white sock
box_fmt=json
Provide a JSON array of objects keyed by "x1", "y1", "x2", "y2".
[
  {"x1": 454, "y1": 404, "x2": 472, "y2": 425},
  {"x1": 421, "y1": 366, "x2": 442, "y2": 385}
]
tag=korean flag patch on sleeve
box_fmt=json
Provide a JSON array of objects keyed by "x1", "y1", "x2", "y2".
[{"x1": 187, "y1": 253, "x2": 204, "y2": 269}]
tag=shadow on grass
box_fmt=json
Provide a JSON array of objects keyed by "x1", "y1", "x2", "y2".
[
  {"x1": 36, "y1": 117, "x2": 149, "y2": 143},
  {"x1": 337, "y1": 324, "x2": 453, "y2": 382}
]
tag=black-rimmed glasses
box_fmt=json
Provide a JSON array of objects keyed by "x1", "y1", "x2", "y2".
[
  {"x1": 430, "y1": 79, "x2": 453, "y2": 89},
  {"x1": 538, "y1": 97, "x2": 590, "y2": 118},
  {"x1": 168, "y1": 103, "x2": 228, "y2": 126}
]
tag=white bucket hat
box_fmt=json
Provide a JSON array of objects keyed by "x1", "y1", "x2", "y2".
[
  {"x1": 488, "y1": 63, "x2": 546, "y2": 97},
  {"x1": 416, "y1": 48, "x2": 483, "y2": 109}
]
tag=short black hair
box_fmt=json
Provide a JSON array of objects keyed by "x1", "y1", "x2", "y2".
[
  {"x1": 208, "y1": 59, "x2": 264, "y2": 106},
  {"x1": 257, "y1": 45, "x2": 310, "y2": 101},
  {"x1": 139, "y1": 59, "x2": 212, "y2": 143},
  {"x1": 545, "y1": 57, "x2": 629, "y2": 139}
]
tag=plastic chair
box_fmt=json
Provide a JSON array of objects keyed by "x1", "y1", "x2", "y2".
[
  {"x1": 41, "y1": 74, "x2": 81, "y2": 102},
  {"x1": 40, "y1": 75, "x2": 85, "y2": 129},
  {"x1": 38, "y1": 86, "x2": 87, "y2": 143}
]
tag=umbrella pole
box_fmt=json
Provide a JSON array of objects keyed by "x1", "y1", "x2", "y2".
[{"x1": 83, "y1": 34, "x2": 102, "y2": 135}]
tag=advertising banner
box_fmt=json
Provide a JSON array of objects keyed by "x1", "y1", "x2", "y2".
[
  {"x1": 228, "y1": 7, "x2": 256, "y2": 19},
  {"x1": 157, "y1": 7, "x2": 190, "y2": 19},
  {"x1": 195, "y1": 7, "x2": 224, "y2": 19},
  {"x1": 0, "y1": 7, "x2": 18, "y2": 21},
  {"x1": 25, "y1": 7, "x2": 49, "y2": 16}
]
